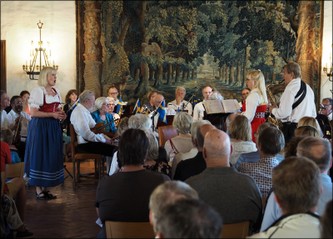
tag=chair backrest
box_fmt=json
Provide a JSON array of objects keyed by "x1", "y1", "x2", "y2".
[
  {"x1": 221, "y1": 221, "x2": 250, "y2": 238},
  {"x1": 6, "y1": 162, "x2": 24, "y2": 178},
  {"x1": 158, "y1": 125, "x2": 178, "y2": 147},
  {"x1": 105, "y1": 221, "x2": 155, "y2": 238}
]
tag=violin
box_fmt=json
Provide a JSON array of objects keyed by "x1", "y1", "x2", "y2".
[{"x1": 91, "y1": 119, "x2": 119, "y2": 138}]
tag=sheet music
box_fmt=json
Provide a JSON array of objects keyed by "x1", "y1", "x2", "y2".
[{"x1": 203, "y1": 99, "x2": 240, "y2": 114}]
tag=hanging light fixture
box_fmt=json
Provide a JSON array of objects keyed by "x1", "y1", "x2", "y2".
[{"x1": 22, "y1": 20, "x2": 58, "y2": 80}]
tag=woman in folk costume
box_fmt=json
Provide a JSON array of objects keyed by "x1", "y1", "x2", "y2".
[
  {"x1": 241, "y1": 69, "x2": 268, "y2": 142},
  {"x1": 24, "y1": 67, "x2": 66, "y2": 200}
]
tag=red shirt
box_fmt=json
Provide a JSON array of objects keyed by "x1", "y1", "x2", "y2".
[{"x1": 1, "y1": 141, "x2": 12, "y2": 172}]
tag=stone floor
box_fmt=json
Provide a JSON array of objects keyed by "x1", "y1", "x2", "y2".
[{"x1": 24, "y1": 161, "x2": 101, "y2": 238}]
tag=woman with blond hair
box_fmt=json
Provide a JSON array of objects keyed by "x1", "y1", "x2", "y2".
[
  {"x1": 24, "y1": 67, "x2": 66, "y2": 200},
  {"x1": 228, "y1": 115, "x2": 257, "y2": 166},
  {"x1": 297, "y1": 116, "x2": 323, "y2": 137},
  {"x1": 241, "y1": 69, "x2": 268, "y2": 141}
]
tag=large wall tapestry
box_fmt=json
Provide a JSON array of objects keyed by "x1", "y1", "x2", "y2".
[{"x1": 76, "y1": 1, "x2": 322, "y2": 105}]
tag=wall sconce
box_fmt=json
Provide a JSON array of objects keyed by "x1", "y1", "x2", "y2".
[{"x1": 22, "y1": 20, "x2": 58, "y2": 80}]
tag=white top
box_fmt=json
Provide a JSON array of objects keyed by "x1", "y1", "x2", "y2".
[
  {"x1": 193, "y1": 101, "x2": 205, "y2": 121},
  {"x1": 167, "y1": 100, "x2": 193, "y2": 116},
  {"x1": 242, "y1": 90, "x2": 265, "y2": 122},
  {"x1": 7, "y1": 110, "x2": 31, "y2": 138},
  {"x1": 70, "y1": 103, "x2": 106, "y2": 144},
  {"x1": 249, "y1": 213, "x2": 320, "y2": 238},
  {"x1": 1, "y1": 109, "x2": 9, "y2": 129},
  {"x1": 230, "y1": 140, "x2": 257, "y2": 165},
  {"x1": 29, "y1": 86, "x2": 62, "y2": 110},
  {"x1": 164, "y1": 135, "x2": 194, "y2": 164},
  {"x1": 272, "y1": 78, "x2": 316, "y2": 122}
]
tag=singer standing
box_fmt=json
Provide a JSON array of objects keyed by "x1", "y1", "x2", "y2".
[
  {"x1": 167, "y1": 86, "x2": 193, "y2": 116},
  {"x1": 24, "y1": 67, "x2": 67, "y2": 200}
]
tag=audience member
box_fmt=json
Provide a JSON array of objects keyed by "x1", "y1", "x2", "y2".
[
  {"x1": 167, "y1": 86, "x2": 193, "y2": 115},
  {"x1": 164, "y1": 112, "x2": 194, "y2": 164},
  {"x1": 261, "y1": 136, "x2": 332, "y2": 231},
  {"x1": 228, "y1": 115, "x2": 257, "y2": 165},
  {"x1": 241, "y1": 70, "x2": 268, "y2": 141},
  {"x1": 1, "y1": 90, "x2": 10, "y2": 129},
  {"x1": 297, "y1": 116, "x2": 323, "y2": 137},
  {"x1": 186, "y1": 129, "x2": 262, "y2": 233},
  {"x1": 154, "y1": 199, "x2": 222, "y2": 239},
  {"x1": 24, "y1": 67, "x2": 66, "y2": 200},
  {"x1": 173, "y1": 121, "x2": 215, "y2": 181},
  {"x1": 70, "y1": 90, "x2": 116, "y2": 157},
  {"x1": 251, "y1": 156, "x2": 321, "y2": 238},
  {"x1": 193, "y1": 85, "x2": 213, "y2": 121},
  {"x1": 19, "y1": 90, "x2": 30, "y2": 115},
  {"x1": 235, "y1": 122, "x2": 282, "y2": 169},
  {"x1": 238, "y1": 127, "x2": 285, "y2": 198},
  {"x1": 269, "y1": 61, "x2": 316, "y2": 144},
  {"x1": 320, "y1": 200, "x2": 332, "y2": 239},
  {"x1": 294, "y1": 125, "x2": 321, "y2": 137},
  {"x1": 149, "y1": 180, "x2": 198, "y2": 229},
  {"x1": 283, "y1": 136, "x2": 306, "y2": 158},
  {"x1": 95, "y1": 128, "x2": 169, "y2": 238}
]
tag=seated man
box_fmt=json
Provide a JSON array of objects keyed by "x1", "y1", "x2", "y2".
[
  {"x1": 316, "y1": 97, "x2": 332, "y2": 139},
  {"x1": 95, "y1": 128, "x2": 169, "y2": 238},
  {"x1": 186, "y1": 128, "x2": 262, "y2": 233},
  {"x1": 154, "y1": 199, "x2": 222, "y2": 238},
  {"x1": 261, "y1": 136, "x2": 332, "y2": 231},
  {"x1": 238, "y1": 126, "x2": 285, "y2": 198},
  {"x1": 70, "y1": 90, "x2": 116, "y2": 157},
  {"x1": 167, "y1": 86, "x2": 193, "y2": 116},
  {"x1": 250, "y1": 156, "x2": 321, "y2": 238},
  {"x1": 1, "y1": 90, "x2": 10, "y2": 129},
  {"x1": 6, "y1": 96, "x2": 31, "y2": 160},
  {"x1": 173, "y1": 121, "x2": 215, "y2": 181}
]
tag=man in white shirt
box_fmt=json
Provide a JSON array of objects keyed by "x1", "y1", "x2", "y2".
[
  {"x1": 70, "y1": 90, "x2": 116, "y2": 156},
  {"x1": 193, "y1": 85, "x2": 213, "y2": 121},
  {"x1": 1, "y1": 90, "x2": 10, "y2": 129},
  {"x1": 167, "y1": 86, "x2": 193, "y2": 116},
  {"x1": 270, "y1": 61, "x2": 316, "y2": 143},
  {"x1": 7, "y1": 95, "x2": 31, "y2": 159}
]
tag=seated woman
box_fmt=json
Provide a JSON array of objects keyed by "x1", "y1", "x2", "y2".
[
  {"x1": 91, "y1": 97, "x2": 117, "y2": 138},
  {"x1": 228, "y1": 115, "x2": 257, "y2": 166},
  {"x1": 164, "y1": 112, "x2": 194, "y2": 164},
  {"x1": 297, "y1": 116, "x2": 323, "y2": 137},
  {"x1": 143, "y1": 131, "x2": 171, "y2": 178},
  {"x1": 106, "y1": 97, "x2": 120, "y2": 123},
  {"x1": 95, "y1": 128, "x2": 169, "y2": 238}
]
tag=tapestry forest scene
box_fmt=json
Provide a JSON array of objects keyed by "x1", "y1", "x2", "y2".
[{"x1": 77, "y1": 0, "x2": 322, "y2": 106}]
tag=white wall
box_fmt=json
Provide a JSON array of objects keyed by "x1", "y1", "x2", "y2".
[
  {"x1": 1, "y1": 1, "x2": 76, "y2": 100},
  {"x1": 321, "y1": 1, "x2": 333, "y2": 100}
]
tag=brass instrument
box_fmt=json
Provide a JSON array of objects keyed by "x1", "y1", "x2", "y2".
[{"x1": 266, "y1": 81, "x2": 285, "y2": 128}]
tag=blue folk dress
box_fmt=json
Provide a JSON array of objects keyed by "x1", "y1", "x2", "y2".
[{"x1": 24, "y1": 87, "x2": 64, "y2": 187}]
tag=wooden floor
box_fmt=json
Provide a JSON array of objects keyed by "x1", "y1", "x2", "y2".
[{"x1": 24, "y1": 161, "x2": 101, "y2": 238}]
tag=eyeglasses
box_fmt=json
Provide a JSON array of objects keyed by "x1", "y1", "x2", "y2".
[
  {"x1": 320, "y1": 104, "x2": 330, "y2": 109},
  {"x1": 109, "y1": 92, "x2": 118, "y2": 95}
]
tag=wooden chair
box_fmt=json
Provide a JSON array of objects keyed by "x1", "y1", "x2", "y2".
[
  {"x1": 221, "y1": 221, "x2": 250, "y2": 238},
  {"x1": 157, "y1": 125, "x2": 178, "y2": 147},
  {"x1": 105, "y1": 221, "x2": 155, "y2": 238},
  {"x1": 69, "y1": 124, "x2": 104, "y2": 186}
]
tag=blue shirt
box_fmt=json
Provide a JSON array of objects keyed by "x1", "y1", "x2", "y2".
[{"x1": 91, "y1": 110, "x2": 117, "y2": 133}]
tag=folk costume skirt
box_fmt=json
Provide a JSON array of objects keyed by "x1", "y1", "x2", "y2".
[{"x1": 24, "y1": 117, "x2": 64, "y2": 187}]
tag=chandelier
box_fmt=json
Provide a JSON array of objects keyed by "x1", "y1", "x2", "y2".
[{"x1": 22, "y1": 20, "x2": 58, "y2": 80}]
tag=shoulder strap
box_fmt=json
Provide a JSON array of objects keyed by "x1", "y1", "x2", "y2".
[
  {"x1": 292, "y1": 81, "x2": 306, "y2": 110},
  {"x1": 169, "y1": 139, "x2": 179, "y2": 154}
]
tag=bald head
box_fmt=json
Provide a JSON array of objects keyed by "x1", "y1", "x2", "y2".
[{"x1": 203, "y1": 129, "x2": 231, "y2": 167}]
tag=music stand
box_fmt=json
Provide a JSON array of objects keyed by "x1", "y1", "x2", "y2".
[{"x1": 203, "y1": 112, "x2": 231, "y2": 132}]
